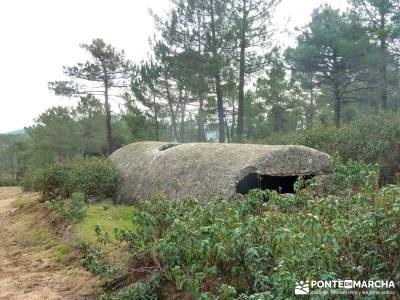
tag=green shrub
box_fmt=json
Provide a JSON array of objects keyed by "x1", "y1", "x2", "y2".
[
  {"x1": 20, "y1": 168, "x2": 43, "y2": 191},
  {"x1": 331, "y1": 156, "x2": 380, "y2": 195},
  {"x1": 259, "y1": 113, "x2": 400, "y2": 183},
  {"x1": 107, "y1": 162, "x2": 399, "y2": 299},
  {"x1": 99, "y1": 272, "x2": 162, "y2": 300},
  {"x1": 51, "y1": 192, "x2": 88, "y2": 224},
  {"x1": 80, "y1": 240, "x2": 124, "y2": 285},
  {"x1": 35, "y1": 158, "x2": 119, "y2": 201},
  {"x1": 35, "y1": 164, "x2": 71, "y2": 198}
]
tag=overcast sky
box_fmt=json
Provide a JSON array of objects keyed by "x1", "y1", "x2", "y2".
[{"x1": 0, "y1": 0, "x2": 347, "y2": 133}]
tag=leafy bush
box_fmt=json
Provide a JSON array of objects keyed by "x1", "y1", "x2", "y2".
[
  {"x1": 51, "y1": 192, "x2": 88, "y2": 224},
  {"x1": 35, "y1": 158, "x2": 119, "y2": 200},
  {"x1": 80, "y1": 240, "x2": 125, "y2": 286},
  {"x1": 20, "y1": 168, "x2": 42, "y2": 191},
  {"x1": 80, "y1": 229, "x2": 161, "y2": 299},
  {"x1": 99, "y1": 272, "x2": 162, "y2": 300},
  {"x1": 330, "y1": 156, "x2": 380, "y2": 195},
  {"x1": 259, "y1": 114, "x2": 400, "y2": 183},
  {"x1": 106, "y1": 161, "x2": 399, "y2": 299}
]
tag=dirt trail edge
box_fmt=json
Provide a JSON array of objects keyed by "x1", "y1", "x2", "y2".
[{"x1": 0, "y1": 187, "x2": 98, "y2": 300}]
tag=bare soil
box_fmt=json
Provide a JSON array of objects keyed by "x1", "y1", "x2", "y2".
[{"x1": 0, "y1": 187, "x2": 99, "y2": 300}]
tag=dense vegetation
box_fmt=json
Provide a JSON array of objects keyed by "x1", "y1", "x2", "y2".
[
  {"x1": 261, "y1": 114, "x2": 400, "y2": 182},
  {"x1": 26, "y1": 157, "x2": 399, "y2": 298},
  {"x1": 57, "y1": 159, "x2": 397, "y2": 299},
  {"x1": 30, "y1": 158, "x2": 119, "y2": 224},
  {"x1": 31, "y1": 158, "x2": 119, "y2": 200}
]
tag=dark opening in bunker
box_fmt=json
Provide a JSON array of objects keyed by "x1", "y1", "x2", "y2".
[
  {"x1": 159, "y1": 143, "x2": 181, "y2": 151},
  {"x1": 236, "y1": 173, "x2": 313, "y2": 195}
]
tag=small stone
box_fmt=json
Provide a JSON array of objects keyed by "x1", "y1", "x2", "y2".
[{"x1": 38, "y1": 261, "x2": 51, "y2": 269}]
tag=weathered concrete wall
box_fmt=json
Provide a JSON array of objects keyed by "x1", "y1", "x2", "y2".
[{"x1": 110, "y1": 142, "x2": 332, "y2": 203}]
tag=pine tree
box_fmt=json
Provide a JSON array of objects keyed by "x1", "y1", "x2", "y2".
[
  {"x1": 351, "y1": 0, "x2": 400, "y2": 111},
  {"x1": 286, "y1": 7, "x2": 372, "y2": 127},
  {"x1": 49, "y1": 39, "x2": 130, "y2": 155},
  {"x1": 230, "y1": 0, "x2": 281, "y2": 142}
]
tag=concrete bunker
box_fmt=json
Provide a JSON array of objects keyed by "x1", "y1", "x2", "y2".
[{"x1": 110, "y1": 142, "x2": 332, "y2": 203}]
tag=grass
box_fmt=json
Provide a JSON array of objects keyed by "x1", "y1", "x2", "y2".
[
  {"x1": 32, "y1": 229, "x2": 49, "y2": 241},
  {"x1": 12, "y1": 201, "x2": 78, "y2": 265},
  {"x1": 12, "y1": 193, "x2": 40, "y2": 209},
  {"x1": 75, "y1": 204, "x2": 135, "y2": 244},
  {"x1": 74, "y1": 203, "x2": 136, "y2": 268},
  {"x1": 12, "y1": 191, "x2": 137, "y2": 288},
  {"x1": 50, "y1": 243, "x2": 76, "y2": 264},
  {"x1": 14, "y1": 196, "x2": 136, "y2": 265},
  {"x1": 29, "y1": 229, "x2": 74, "y2": 263}
]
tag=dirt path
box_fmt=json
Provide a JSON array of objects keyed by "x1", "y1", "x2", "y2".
[{"x1": 0, "y1": 187, "x2": 98, "y2": 300}]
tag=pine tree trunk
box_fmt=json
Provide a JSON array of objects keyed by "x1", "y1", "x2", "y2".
[
  {"x1": 82, "y1": 140, "x2": 88, "y2": 161},
  {"x1": 215, "y1": 73, "x2": 225, "y2": 143},
  {"x1": 379, "y1": 12, "x2": 388, "y2": 111},
  {"x1": 237, "y1": 41, "x2": 246, "y2": 143},
  {"x1": 153, "y1": 95, "x2": 160, "y2": 141},
  {"x1": 396, "y1": 66, "x2": 400, "y2": 112},
  {"x1": 332, "y1": 50, "x2": 341, "y2": 128},
  {"x1": 237, "y1": 0, "x2": 247, "y2": 143},
  {"x1": 196, "y1": 11, "x2": 206, "y2": 142},
  {"x1": 179, "y1": 89, "x2": 188, "y2": 143},
  {"x1": 104, "y1": 83, "x2": 113, "y2": 156},
  {"x1": 209, "y1": 0, "x2": 225, "y2": 143},
  {"x1": 333, "y1": 80, "x2": 341, "y2": 128},
  {"x1": 165, "y1": 73, "x2": 179, "y2": 141},
  {"x1": 309, "y1": 79, "x2": 314, "y2": 129},
  {"x1": 231, "y1": 96, "x2": 236, "y2": 140},
  {"x1": 197, "y1": 97, "x2": 206, "y2": 142},
  {"x1": 224, "y1": 113, "x2": 230, "y2": 143}
]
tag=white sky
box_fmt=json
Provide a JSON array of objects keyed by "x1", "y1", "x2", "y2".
[{"x1": 0, "y1": 0, "x2": 347, "y2": 133}]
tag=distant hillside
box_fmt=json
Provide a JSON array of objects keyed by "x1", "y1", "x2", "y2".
[
  {"x1": 6, "y1": 129, "x2": 25, "y2": 135},
  {"x1": 0, "y1": 129, "x2": 26, "y2": 150}
]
